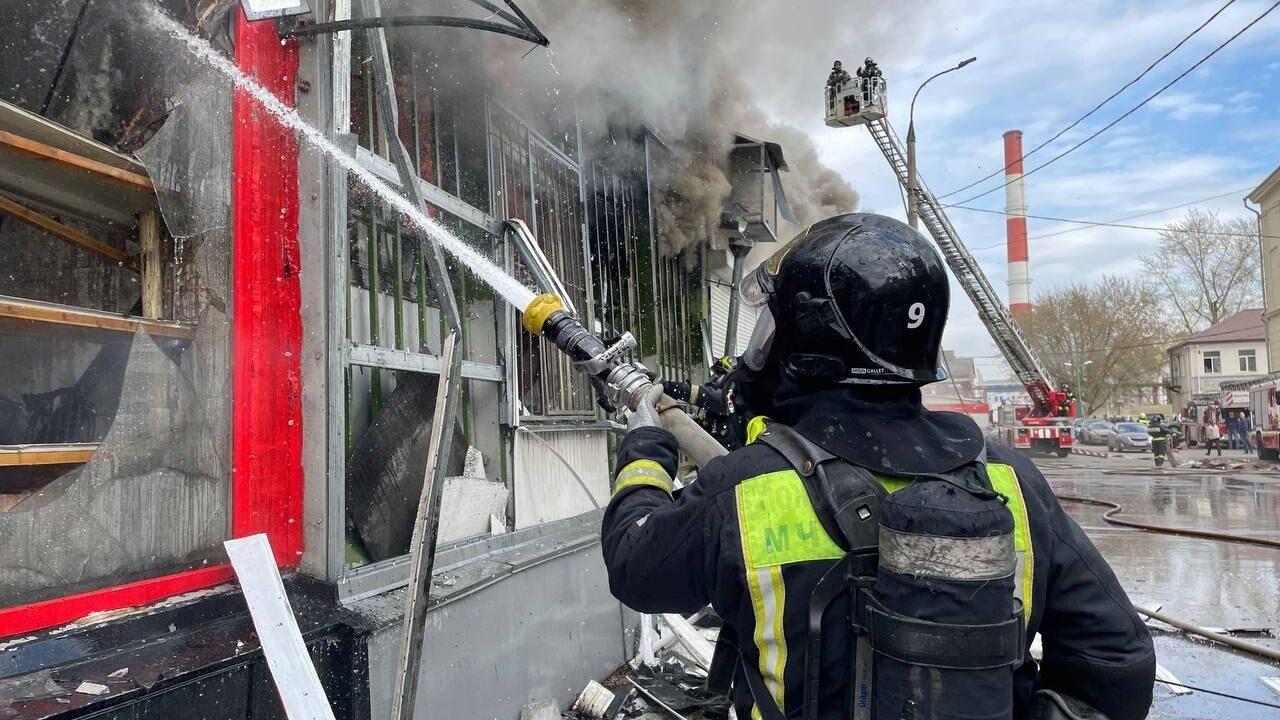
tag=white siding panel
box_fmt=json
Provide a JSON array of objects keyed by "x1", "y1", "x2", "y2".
[
  {"x1": 513, "y1": 428, "x2": 609, "y2": 529},
  {"x1": 709, "y1": 284, "x2": 759, "y2": 359}
]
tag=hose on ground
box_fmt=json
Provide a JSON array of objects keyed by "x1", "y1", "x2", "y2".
[
  {"x1": 1055, "y1": 495, "x2": 1280, "y2": 550},
  {"x1": 1054, "y1": 495, "x2": 1280, "y2": 663},
  {"x1": 1134, "y1": 604, "x2": 1280, "y2": 664}
]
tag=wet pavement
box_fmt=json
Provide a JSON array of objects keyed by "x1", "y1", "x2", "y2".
[{"x1": 1035, "y1": 452, "x2": 1280, "y2": 719}]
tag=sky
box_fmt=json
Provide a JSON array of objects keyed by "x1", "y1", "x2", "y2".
[{"x1": 725, "y1": 0, "x2": 1280, "y2": 382}]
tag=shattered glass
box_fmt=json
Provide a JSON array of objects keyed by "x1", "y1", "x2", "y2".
[{"x1": 0, "y1": 4, "x2": 233, "y2": 607}]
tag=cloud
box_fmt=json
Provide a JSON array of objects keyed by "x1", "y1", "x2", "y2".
[{"x1": 1149, "y1": 92, "x2": 1223, "y2": 120}]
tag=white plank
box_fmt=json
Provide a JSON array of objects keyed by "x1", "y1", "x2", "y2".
[
  {"x1": 225, "y1": 534, "x2": 337, "y2": 720},
  {"x1": 659, "y1": 613, "x2": 715, "y2": 670}
]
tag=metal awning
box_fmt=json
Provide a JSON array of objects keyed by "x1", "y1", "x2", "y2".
[{"x1": 0, "y1": 99, "x2": 155, "y2": 226}]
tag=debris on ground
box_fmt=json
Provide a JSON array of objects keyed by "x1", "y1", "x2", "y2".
[
  {"x1": 570, "y1": 680, "x2": 615, "y2": 718},
  {"x1": 1179, "y1": 458, "x2": 1280, "y2": 471},
  {"x1": 566, "y1": 611, "x2": 732, "y2": 720},
  {"x1": 74, "y1": 682, "x2": 110, "y2": 696}
]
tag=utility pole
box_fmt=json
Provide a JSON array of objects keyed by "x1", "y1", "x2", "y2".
[
  {"x1": 907, "y1": 57, "x2": 976, "y2": 230},
  {"x1": 1065, "y1": 359, "x2": 1093, "y2": 417}
]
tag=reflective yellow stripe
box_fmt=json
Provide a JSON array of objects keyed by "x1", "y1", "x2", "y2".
[
  {"x1": 746, "y1": 415, "x2": 770, "y2": 445},
  {"x1": 738, "y1": 483, "x2": 789, "y2": 717},
  {"x1": 612, "y1": 459, "x2": 673, "y2": 496},
  {"x1": 769, "y1": 565, "x2": 787, "y2": 708},
  {"x1": 987, "y1": 462, "x2": 1033, "y2": 625}
]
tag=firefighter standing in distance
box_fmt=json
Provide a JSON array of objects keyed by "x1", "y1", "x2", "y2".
[
  {"x1": 601, "y1": 214, "x2": 1155, "y2": 720},
  {"x1": 826, "y1": 60, "x2": 852, "y2": 110}
]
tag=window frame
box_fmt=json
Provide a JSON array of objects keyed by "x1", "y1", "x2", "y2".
[
  {"x1": 327, "y1": 45, "x2": 512, "y2": 600},
  {"x1": 487, "y1": 99, "x2": 595, "y2": 421},
  {"x1": 1239, "y1": 349, "x2": 1257, "y2": 373},
  {"x1": 1203, "y1": 350, "x2": 1222, "y2": 374}
]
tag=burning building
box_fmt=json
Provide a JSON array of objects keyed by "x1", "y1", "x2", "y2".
[{"x1": 0, "y1": 1, "x2": 853, "y2": 717}]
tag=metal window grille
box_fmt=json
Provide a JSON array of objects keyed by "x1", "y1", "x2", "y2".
[
  {"x1": 654, "y1": 252, "x2": 701, "y2": 383},
  {"x1": 488, "y1": 104, "x2": 592, "y2": 416},
  {"x1": 585, "y1": 161, "x2": 646, "y2": 345}
]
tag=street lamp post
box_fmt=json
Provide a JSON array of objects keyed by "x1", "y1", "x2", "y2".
[
  {"x1": 907, "y1": 57, "x2": 977, "y2": 230},
  {"x1": 1064, "y1": 360, "x2": 1093, "y2": 417}
]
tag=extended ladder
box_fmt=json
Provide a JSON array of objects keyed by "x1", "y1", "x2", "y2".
[{"x1": 865, "y1": 119, "x2": 1056, "y2": 413}]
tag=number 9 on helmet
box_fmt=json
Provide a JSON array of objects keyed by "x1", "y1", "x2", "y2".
[{"x1": 748, "y1": 213, "x2": 950, "y2": 386}]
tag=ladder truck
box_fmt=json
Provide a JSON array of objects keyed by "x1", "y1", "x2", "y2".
[{"x1": 825, "y1": 69, "x2": 1075, "y2": 456}]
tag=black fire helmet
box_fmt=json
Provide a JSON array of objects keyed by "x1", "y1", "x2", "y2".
[{"x1": 739, "y1": 213, "x2": 949, "y2": 385}]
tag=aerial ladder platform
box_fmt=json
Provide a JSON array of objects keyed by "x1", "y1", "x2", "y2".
[{"x1": 825, "y1": 70, "x2": 1074, "y2": 454}]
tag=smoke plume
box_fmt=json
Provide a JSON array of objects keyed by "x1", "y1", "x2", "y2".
[{"x1": 510, "y1": 0, "x2": 862, "y2": 255}]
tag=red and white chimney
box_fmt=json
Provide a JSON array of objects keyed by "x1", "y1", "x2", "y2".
[{"x1": 1003, "y1": 130, "x2": 1031, "y2": 322}]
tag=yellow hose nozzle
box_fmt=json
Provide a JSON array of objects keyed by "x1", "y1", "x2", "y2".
[{"x1": 522, "y1": 293, "x2": 565, "y2": 336}]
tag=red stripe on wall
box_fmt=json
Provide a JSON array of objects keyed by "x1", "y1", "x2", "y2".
[
  {"x1": 0, "y1": 566, "x2": 234, "y2": 638},
  {"x1": 231, "y1": 11, "x2": 303, "y2": 566}
]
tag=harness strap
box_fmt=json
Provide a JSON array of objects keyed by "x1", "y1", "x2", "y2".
[
  {"x1": 803, "y1": 555, "x2": 850, "y2": 720},
  {"x1": 864, "y1": 592, "x2": 1026, "y2": 670},
  {"x1": 740, "y1": 655, "x2": 789, "y2": 720},
  {"x1": 756, "y1": 425, "x2": 886, "y2": 552}
]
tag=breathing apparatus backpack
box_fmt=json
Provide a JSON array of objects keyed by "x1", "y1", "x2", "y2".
[{"x1": 720, "y1": 424, "x2": 1026, "y2": 720}]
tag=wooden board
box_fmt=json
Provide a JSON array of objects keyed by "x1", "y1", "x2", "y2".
[
  {"x1": 0, "y1": 129, "x2": 152, "y2": 191},
  {"x1": 0, "y1": 444, "x2": 99, "y2": 467},
  {"x1": 0, "y1": 194, "x2": 136, "y2": 267},
  {"x1": 0, "y1": 295, "x2": 194, "y2": 339}
]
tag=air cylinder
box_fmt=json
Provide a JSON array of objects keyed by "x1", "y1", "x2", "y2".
[{"x1": 873, "y1": 480, "x2": 1019, "y2": 720}]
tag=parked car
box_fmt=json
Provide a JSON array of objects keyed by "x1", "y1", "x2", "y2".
[
  {"x1": 1108, "y1": 422, "x2": 1153, "y2": 452},
  {"x1": 1081, "y1": 420, "x2": 1114, "y2": 445},
  {"x1": 1071, "y1": 418, "x2": 1090, "y2": 441}
]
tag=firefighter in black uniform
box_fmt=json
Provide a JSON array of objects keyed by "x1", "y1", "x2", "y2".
[{"x1": 602, "y1": 214, "x2": 1155, "y2": 720}]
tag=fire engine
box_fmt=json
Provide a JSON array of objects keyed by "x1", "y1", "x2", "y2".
[
  {"x1": 1223, "y1": 374, "x2": 1280, "y2": 461},
  {"x1": 825, "y1": 63, "x2": 1074, "y2": 456}
]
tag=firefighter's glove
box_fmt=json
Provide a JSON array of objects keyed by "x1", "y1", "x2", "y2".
[
  {"x1": 626, "y1": 385, "x2": 665, "y2": 433},
  {"x1": 589, "y1": 375, "x2": 617, "y2": 414}
]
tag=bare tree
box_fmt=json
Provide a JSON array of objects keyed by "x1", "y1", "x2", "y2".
[
  {"x1": 1025, "y1": 277, "x2": 1171, "y2": 414},
  {"x1": 1140, "y1": 208, "x2": 1262, "y2": 335}
]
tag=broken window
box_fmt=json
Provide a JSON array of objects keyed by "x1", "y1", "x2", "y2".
[
  {"x1": 339, "y1": 24, "x2": 517, "y2": 575},
  {"x1": 586, "y1": 161, "x2": 652, "y2": 358},
  {"x1": 0, "y1": 4, "x2": 233, "y2": 607}
]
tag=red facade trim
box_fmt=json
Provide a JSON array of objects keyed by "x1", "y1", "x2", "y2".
[
  {"x1": 0, "y1": 12, "x2": 304, "y2": 638},
  {"x1": 0, "y1": 566, "x2": 234, "y2": 637},
  {"x1": 230, "y1": 11, "x2": 304, "y2": 566}
]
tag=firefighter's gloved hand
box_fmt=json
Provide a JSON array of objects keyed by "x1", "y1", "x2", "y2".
[{"x1": 626, "y1": 385, "x2": 664, "y2": 433}]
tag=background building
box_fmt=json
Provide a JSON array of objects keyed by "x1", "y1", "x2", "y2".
[
  {"x1": 1249, "y1": 165, "x2": 1280, "y2": 368},
  {"x1": 1165, "y1": 309, "x2": 1267, "y2": 411}
]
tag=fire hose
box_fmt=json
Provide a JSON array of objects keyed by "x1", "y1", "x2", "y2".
[
  {"x1": 1054, "y1": 495, "x2": 1280, "y2": 550},
  {"x1": 1055, "y1": 495, "x2": 1280, "y2": 664},
  {"x1": 521, "y1": 293, "x2": 729, "y2": 467}
]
